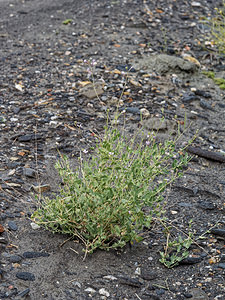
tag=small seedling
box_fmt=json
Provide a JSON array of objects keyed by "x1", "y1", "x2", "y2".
[
  {"x1": 63, "y1": 19, "x2": 72, "y2": 25},
  {"x1": 202, "y1": 70, "x2": 225, "y2": 89},
  {"x1": 159, "y1": 222, "x2": 193, "y2": 268},
  {"x1": 201, "y1": 1, "x2": 225, "y2": 54}
]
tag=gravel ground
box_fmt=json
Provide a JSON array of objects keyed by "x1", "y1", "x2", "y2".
[{"x1": 1, "y1": 0, "x2": 225, "y2": 299}]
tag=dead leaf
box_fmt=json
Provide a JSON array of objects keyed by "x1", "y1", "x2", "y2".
[
  {"x1": 156, "y1": 8, "x2": 164, "y2": 13},
  {"x1": 64, "y1": 124, "x2": 77, "y2": 131},
  {"x1": 0, "y1": 224, "x2": 4, "y2": 233},
  {"x1": 18, "y1": 151, "x2": 26, "y2": 156},
  {"x1": 78, "y1": 81, "x2": 92, "y2": 87}
]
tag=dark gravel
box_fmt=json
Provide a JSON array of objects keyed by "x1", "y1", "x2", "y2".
[{"x1": 0, "y1": 0, "x2": 225, "y2": 299}]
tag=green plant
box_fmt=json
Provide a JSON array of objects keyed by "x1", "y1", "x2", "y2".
[
  {"x1": 32, "y1": 118, "x2": 192, "y2": 256},
  {"x1": 202, "y1": 70, "x2": 225, "y2": 89},
  {"x1": 159, "y1": 224, "x2": 193, "y2": 268},
  {"x1": 62, "y1": 19, "x2": 72, "y2": 25},
  {"x1": 202, "y1": 2, "x2": 225, "y2": 54}
]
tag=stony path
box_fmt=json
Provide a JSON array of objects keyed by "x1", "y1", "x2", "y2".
[{"x1": 0, "y1": 0, "x2": 225, "y2": 299}]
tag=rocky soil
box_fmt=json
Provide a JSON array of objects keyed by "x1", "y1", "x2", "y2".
[{"x1": 1, "y1": 0, "x2": 225, "y2": 299}]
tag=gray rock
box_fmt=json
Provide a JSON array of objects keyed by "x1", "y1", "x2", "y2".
[
  {"x1": 189, "y1": 288, "x2": 209, "y2": 300},
  {"x1": 23, "y1": 167, "x2": 36, "y2": 178},
  {"x1": 211, "y1": 228, "x2": 225, "y2": 237},
  {"x1": 79, "y1": 82, "x2": 104, "y2": 99},
  {"x1": 23, "y1": 251, "x2": 50, "y2": 258},
  {"x1": 18, "y1": 134, "x2": 42, "y2": 142},
  {"x1": 16, "y1": 272, "x2": 35, "y2": 281},
  {"x1": 9, "y1": 255, "x2": 22, "y2": 263},
  {"x1": 118, "y1": 276, "x2": 142, "y2": 288},
  {"x1": 217, "y1": 263, "x2": 225, "y2": 269},
  {"x1": 8, "y1": 221, "x2": 18, "y2": 231},
  {"x1": 133, "y1": 54, "x2": 199, "y2": 76},
  {"x1": 17, "y1": 288, "x2": 30, "y2": 297},
  {"x1": 141, "y1": 269, "x2": 157, "y2": 281}
]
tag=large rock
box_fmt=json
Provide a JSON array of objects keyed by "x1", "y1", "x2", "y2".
[{"x1": 132, "y1": 54, "x2": 199, "y2": 76}]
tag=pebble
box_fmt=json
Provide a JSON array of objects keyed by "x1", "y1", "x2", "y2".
[
  {"x1": 198, "y1": 200, "x2": 216, "y2": 210},
  {"x1": 217, "y1": 263, "x2": 225, "y2": 269},
  {"x1": 200, "y1": 99, "x2": 213, "y2": 110},
  {"x1": 103, "y1": 275, "x2": 117, "y2": 281},
  {"x1": 124, "y1": 107, "x2": 140, "y2": 114},
  {"x1": 188, "y1": 287, "x2": 209, "y2": 300},
  {"x1": 210, "y1": 228, "x2": 225, "y2": 237},
  {"x1": 23, "y1": 251, "x2": 50, "y2": 258},
  {"x1": 156, "y1": 289, "x2": 165, "y2": 296},
  {"x1": 179, "y1": 256, "x2": 202, "y2": 265},
  {"x1": 118, "y1": 276, "x2": 142, "y2": 288},
  {"x1": 8, "y1": 221, "x2": 18, "y2": 231},
  {"x1": 99, "y1": 288, "x2": 110, "y2": 297},
  {"x1": 141, "y1": 269, "x2": 157, "y2": 281},
  {"x1": 84, "y1": 287, "x2": 96, "y2": 294},
  {"x1": 18, "y1": 134, "x2": 42, "y2": 142},
  {"x1": 17, "y1": 288, "x2": 30, "y2": 298},
  {"x1": 194, "y1": 90, "x2": 211, "y2": 98},
  {"x1": 23, "y1": 167, "x2": 36, "y2": 178},
  {"x1": 181, "y1": 92, "x2": 198, "y2": 103},
  {"x1": 30, "y1": 222, "x2": 41, "y2": 230},
  {"x1": 184, "y1": 292, "x2": 193, "y2": 298},
  {"x1": 9, "y1": 255, "x2": 22, "y2": 263},
  {"x1": 16, "y1": 272, "x2": 35, "y2": 281},
  {"x1": 72, "y1": 281, "x2": 81, "y2": 289},
  {"x1": 140, "y1": 108, "x2": 150, "y2": 118}
]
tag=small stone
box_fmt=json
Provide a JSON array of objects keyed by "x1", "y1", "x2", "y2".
[
  {"x1": 179, "y1": 256, "x2": 202, "y2": 265},
  {"x1": 217, "y1": 263, "x2": 225, "y2": 269},
  {"x1": 16, "y1": 272, "x2": 35, "y2": 281},
  {"x1": 198, "y1": 200, "x2": 216, "y2": 210},
  {"x1": 72, "y1": 281, "x2": 81, "y2": 289},
  {"x1": 156, "y1": 289, "x2": 165, "y2": 296},
  {"x1": 183, "y1": 292, "x2": 193, "y2": 298},
  {"x1": 103, "y1": 275, "x2": 117, "y2": 281},
  {"x1": 135, "y1": 267, "x2": 141, "y2": 275},
  {"x1": 17, "y1": 288, "x2": 30, "y2": 297},
  {"x1": 8, "y1": 221, "x2": 18, "y2": 231},
  {"x1": 9, "y1": 255, "x2": 22, "y2": 263},
  {"x1": 0, "y1": 237, "x2": 8, "y2": 244},
  {"x1": 99, "y1": 288, "x2": 110, "y2": 297},
  {"x1": 23, "y1": 251, "x2": 50, "y2": 258},
  {"x1": 130, "y1": 79, "x2": 141, "y2": 87},
  {"x1": 65, "y1": 50, "x2": 71, "y2": 56},
  {"x1": 189, "y1": 288, "x2": 209, "y2": 300},
  {"x1": 181, "y1": 92, "x2": 198, "y2": 103},
  {"x1": 80, "y1": 82, "x2": 104, "y2": 99},
  {"x1": 141, "y1": 269, "x2": 157, "y2": 281},
  {"x1": 124, "y1": 107, "x2": 140, "y2": 114},
  {"x1": 84, "y1": 287, "x2": 96, "y2": 294},
  {"x1": 23, "y1": 167, "x2": 36, "y2": 178},
  {"x1": 200, "y1": 99, "x2": 213, "y2": 110},
  {"x1": 30, "y1": 222, "x2": 41, "y2": 230},
  {"x1": 211, "y1": 228, "x2": 225, "y2": 237},
  {"x1": 191, "y1": 1, "x2": 201, "y2": 7},
  {"x1": 118, "y1": 276, "x2": 142, "y2": 288},
  {"x1": 194, "y1": 90, "x2": 211, "y2": 98},
  {"x1": 140, "y1": 108, "x2": 150, "y2": 118},
  {"x1": 18, "y1": 134, "x2": 42, "y2": 142}
]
